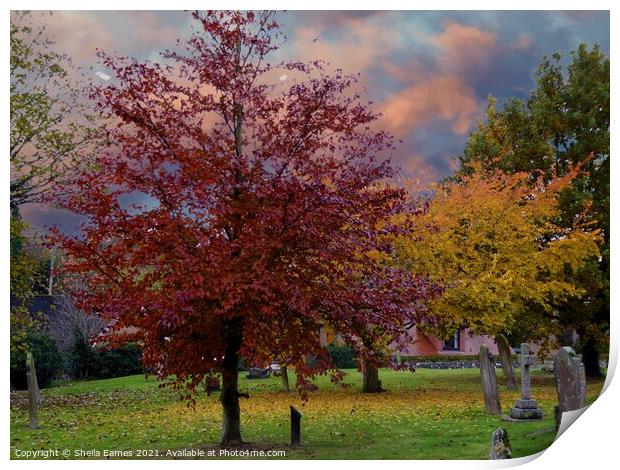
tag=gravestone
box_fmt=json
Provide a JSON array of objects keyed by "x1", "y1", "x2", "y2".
[
  {"x1": 26, "y1": 352, "x2": 39, "y2": 429},
  {"x1": 479, "y1": 344, "x2": 501, "y2": 415},
  {"x1": 205, "y1": 375, "x2": 221, "y2": 392},
  {"x1": 553, "y1": 347, "x2": 586, "y2": 431},
  {"x1": 554, "y1": 406, "x2": 561, "y2": 433},
  {"x1": 540, "y1": 357, "x2": 555, "y2": 373},
  {"x1": 495, "y1": 334, "x2": 517, "y2": 390},
  {"x1": 32, "y1": 355, "x2": 42, "y2": 406},
  {"x1": 509, "y1": 343, "x2": 543, "y2": 419},
  {"x1": 246, "y1": 367, "x2": 270, "y2": 379},
  {"x1": 489, "y1": 428, "x2": 512, "y2": 460},
  {"x1": 290, "y1": 406, "x2": 301, "y2": 446}
]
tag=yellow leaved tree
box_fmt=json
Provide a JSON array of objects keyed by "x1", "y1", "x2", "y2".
[{"x1": 395, "y1": 165, "x2": 600, "y2": 348}]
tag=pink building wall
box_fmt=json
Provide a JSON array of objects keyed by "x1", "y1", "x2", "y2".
[
  {"x1": 392, "y1": 326, "x2": 534, "y2": 356},
  {"x1": 321, "y1": 324, "x2": 542, "y2": 357}
]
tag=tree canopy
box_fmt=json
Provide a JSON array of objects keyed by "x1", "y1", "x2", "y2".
[
  {"x1": 48, "y1": 11, "x2": 438, "y2": 444},
  {"x1": 395, "y1": 165, "x2": 600, "y2": 348},
  {"x1": 10, "y1": 11, "x2": 101, "y2": 209},
  {"x1": 454, "y1": 43, "x2": 609, "y2": 374}
]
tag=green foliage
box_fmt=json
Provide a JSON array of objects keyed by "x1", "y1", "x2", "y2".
[
  {"x1": 10, "y1": 11, "x2": 101, "y2": 207},
  {"x1": 327, "y1": 343, "x2": 357, "y2": 369},
  {"x1": 10, "y1": 217, "x2": 40, "y2": 300},
  {"x1": 454, "y1": 43, "x2": 609, "y2": 374},
  {"x1": 68, "y1": 329, "x2": 144, "y2": 380},
  {"x1": 68, "y1": 329, "x2": 101, "y2": 379},
  {"x1": 95, "y1": 345, "x2": 144, "y2": 379},
  {"x1": 459, "y1": 44, "x2": 609, "y2": 189},
  {"x1": 10, "y1": 215, "x2": 50, "y2": 355},
  {"x1": 10, "y1": 330, "x2": 64, "y2": 389}
]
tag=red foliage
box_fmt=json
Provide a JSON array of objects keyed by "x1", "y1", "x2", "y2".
[{"x1": 48, "y1": 11, "x2": 438, "y2": 396}]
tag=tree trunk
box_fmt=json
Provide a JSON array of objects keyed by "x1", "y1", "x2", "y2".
[
  {"x1": 220, "y1": 318, "x2": 243, "y2": 446},
  {"x1": 582, "y1": 336, "x2": 601, "y2": 378},
  {"x1": 362, "y1": 360, "x2": 384, "y2": 393},
  {"x1": 280, "y1": 366, "x2": 290, "y2": 392},
  {"x1": 495, "y1": 334, "x2": 517, "y2": 390}
]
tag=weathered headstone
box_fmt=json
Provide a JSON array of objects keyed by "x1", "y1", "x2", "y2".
[
  {"x1": 479, "y1": 344, "x2": 501, "y2": 415},
  {"x1": 489, "y1": 428, "x2": 512, "y2": 460},
  {"x1": 554, "y1": 405, "x2": 562, "y2": 433},
  {"x1": 509, "y1": 343, "x2": 543, "y2": 419},
  {"x1": 205, "y1": 375, "x2": 221, "y2": 392},
  {"x1": 34, "y1": 368, "x2": 41, "y2": 406},
  {"x1": 553, "y1": 347, "x2": 586, "y2": 431},
  {"x1": 290, "y1": 406, "x2": 301, "y2": 445},
  {"x1": 26, "y1": 352, "x2": 39, "y2": 429},
  {"x1": 246, "y1": 367, "x2": 270, "y2": 379},
  {"x1": 495, "y1": 334, "x2": 517, "y2": 390}
]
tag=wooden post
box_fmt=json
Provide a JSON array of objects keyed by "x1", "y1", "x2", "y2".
[
  {"x1": 479, "y1": 344, "x2": 501, "y2": 415},
  {"x1": 290, "y1": 406, "x2": 301, "y2": 446},
  {"x1": 495, "y1": 334, "x2": 517, "y2": 390},
  {"x1": 26, "y1": 352, "x2": 38, "y2": 429}
]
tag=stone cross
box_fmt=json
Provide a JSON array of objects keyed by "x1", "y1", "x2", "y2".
[
  {"x1": 520, "y1": 343, "x2": 534, "y2": 400},
  {"x1": 509, "y1": 343, "x2": 543, "y2": 419},
  {"x1": 26, "y1": 352, "x2": 39, "y2": 430}
]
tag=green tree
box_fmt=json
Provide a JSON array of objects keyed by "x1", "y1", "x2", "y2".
[
  {"x1": 10, "y1": 10, "x2": 97, "y2": 358},
  {"x1": 456, "y1": 44, "x2": 609, "y2": 376},
  {"x1": 10, "y1": 329, "x2": 64, "y2": 389},
  {"x1": 10, "y1": 216, "x2": 50, "y2": 355},
  {"x1": 10, "y1": 11, "x2": 101, "y2": 209}
]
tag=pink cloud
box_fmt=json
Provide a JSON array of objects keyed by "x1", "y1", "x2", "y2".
[
  {"x1": 383, "y1": 58, "x2": 430, "y2": 85},
  {"x1": 510, "y1": 33, "x2": 533, "y2": 50},
  {"x1": 43, "y1": 11, "x2": 183, "y2": 65},
  {"x1": 378, "y1": 21, "x2": 498, "y2": 138},
  {"x1": 431, "y1": 22, "x2": 496, "y2": 50},
  {"x1": 290, "y1": 18, "x2": 397, "y2": 75},
  {"x1": 126, "y1": 12, "x2": 180, "y2": 48},
  {"x1": 430, "y1": 22, "x2": 497, "y2": 73},
  {"x1": 381, "y1": 75, "x2": 478, "y2": 136},
  {"x1": 397, "y1": 152, "x2": 441, "y2": 185},
  {"x1": 45, "y1": 11, "x2": 113, "y2": 62}
]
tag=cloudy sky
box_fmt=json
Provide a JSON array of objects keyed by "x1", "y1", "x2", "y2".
[{"x1": 19, "y1": 10, "x2": 610, "y2": 234}]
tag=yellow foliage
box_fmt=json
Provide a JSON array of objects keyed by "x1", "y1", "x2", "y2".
[{"x1": 395, "y1": 166, "x2": 600, "y2": 339}]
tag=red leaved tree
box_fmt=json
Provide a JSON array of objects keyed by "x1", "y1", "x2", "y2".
[{"x1": 48, "y1": 11, "x2": 438, "y2": 446}]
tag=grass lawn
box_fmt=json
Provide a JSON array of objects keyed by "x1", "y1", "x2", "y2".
[{"x1": 10, "y1": 367, "x2": 605, "y2": 460}]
